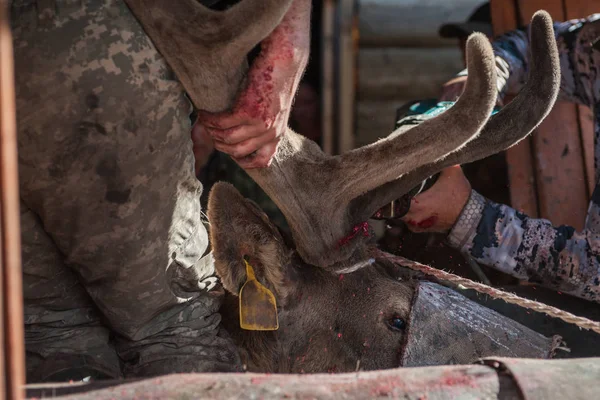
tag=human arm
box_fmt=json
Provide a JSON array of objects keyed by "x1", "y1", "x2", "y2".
[
  {"x1": 444, "y1": 187, "x2": 600, "y2": 302},
  {"x1": 405, "y1": 14, "x2": 600, "y2": 233},
  {"x1": 194, "y1": 0, "x2": 311, "y2": 169},
  {"x1": 397, "y1": 15, "x2": 600, "y2": 301},
  {"x1": 440, "y1": 14, "x2": 598, "y2": 107}
]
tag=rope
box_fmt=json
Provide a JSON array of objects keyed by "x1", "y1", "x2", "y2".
[{"x1": 373, "y1": 248, "x2": 600, "y2": 335}]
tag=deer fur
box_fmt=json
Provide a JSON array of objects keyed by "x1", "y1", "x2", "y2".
[
  {"x1": 126, "y1": 2, "x2": 561, "y2": 372},
  {"x1": 124, "y1": 0, "x2": 294, "y2": 112},
  {"x1": 208, "y1": 182, "x2": 416, "y2": 372}
]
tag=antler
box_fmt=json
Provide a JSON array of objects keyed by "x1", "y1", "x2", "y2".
[
  {"x1": 247, "y1": 11, "x2": 558, "y2": 270},
  {"x1": 125, "y1": 2, "x2": 559, "y2": 271},
  {"x1": 124, "y1": 0, "x2": 294, "y2": 112},
  {"x1": 244, "y1": 32, "x2": 498, "y2": 268},
  {"x1": 349, "y1": 11, "x2": 560, "y2": 224}
]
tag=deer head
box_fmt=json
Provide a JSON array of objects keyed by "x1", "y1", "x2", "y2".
[
  {"x1": 207, "y1": 182, "x2": 558, "y2": 372},
  {"x1": 125, "y1": 2, "x2": 559, "y2": 271},
  {"x1": 122, "y1": 2, "x2": 561, "y2": 372}
]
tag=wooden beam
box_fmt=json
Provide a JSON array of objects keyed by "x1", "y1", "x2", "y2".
[
  {"x1": 321, "y1": 0, "x2": 336, "y2": 154},
  {"x1": 518, "y1": 0, "x2": 588, "y2": 229},
  {"x1": 357, "y1": 0, "x2": 485, "y2": 48},
  {"x1": 0, "y1": 0, "x2": 25, "y2": 398},
  {"x1": 490, "y1": 0, "x2": 540, "y2": 218},
  {"x1": 564, "y1": 1, "x2": 600, "y2": 196},
  {"x1": 356, "y1": 99, "x2": 412, "y2": 147},
  {"x1": 578, "y1": 107, "x2": 595, "y2": 196},
  {"x1": 0, "y1": 219, "x2": 4, "y2": 400},
  {"x1": 357, "y1": 47, "x2": 463, "y2": 101},
  {"x1": 337, "y1": 0, "x2": 358, "y2": 153},
  {"x1": 23, "y1": 358, "x2": 600, "y2": 400},
  {"x1": 531, "y1": 104, "x2": 589, "y2": 228}
]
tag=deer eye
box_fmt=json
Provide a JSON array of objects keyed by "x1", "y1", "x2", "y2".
[{"x1": 386, "y1": 315, "x2": 406, "y2": 332}]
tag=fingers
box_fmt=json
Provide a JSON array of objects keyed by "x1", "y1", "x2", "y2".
[
  {"x1": 213, "y1": 126, "x2": 277, "y2": 159},
  {"x1": 401, "y1": 189, "x2": 444, "y2": 233},
  {"x1": 400, "y1": 164, "x2": 471, "y2": 233},
  {"x1": 401, "y1": 197, "x2": 429, "y2": 224},
  {"x1": 439, "y1": 76, "x2": 467, "y2": 102},
  {"x1": 404, "y1": 216, "x2": 440, "y2": 233},
  {"x1": 235, "y1": 138, "x2": 280, "y2": 169},
  {"x1": 439, "y1": 86, "x2": 462, "y2": 102},
  {"x1": 196, "y1": 109, "x2": 253, "y2": 130},
  {"x1": 206, "y1": 123, "x2": 267, "y2": 145},
  {"x1": 440, "y1": 164, "x2": 463, "y2": 177}
]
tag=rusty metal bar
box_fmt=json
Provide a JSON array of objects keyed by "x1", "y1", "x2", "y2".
[
  {"x1": 0, "y1": 0, "x2": 26, "y2": 399},
  {"x1": 24, "y1": 358, "x2": 600, "y2": 399}
]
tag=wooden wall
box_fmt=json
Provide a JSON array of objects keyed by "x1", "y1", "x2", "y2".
[
  {"x1": 491, "y1": 0, "x2": 597, "y2": 229},
  {"x1": 354, "y1": 0, "x2": 484, "y2": 148},
  {"x1": 330, "y1": 0, "x2": 598, "y2": 230}
]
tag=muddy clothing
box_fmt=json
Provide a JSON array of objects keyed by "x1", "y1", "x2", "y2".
[
  {"x1": 12, "y1": 0, "x2": 241, "y2": 381},
  {"x1": 448, "y1": 14, "x2": 600, "y2": 302}
]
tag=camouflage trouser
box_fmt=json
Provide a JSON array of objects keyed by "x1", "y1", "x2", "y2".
[{"x1": 12, "y1": 0, "x2": 241, "y2": 381}]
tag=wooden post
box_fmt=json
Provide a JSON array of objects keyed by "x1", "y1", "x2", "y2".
[
  {"x1": 491, "y1": 0, "x2": 597, "y2": 229},
  {"x1": 490, "y1": 0, "x2": 540, "y2": 218},
  {"x1": 519, "y1": 0, "x2": 589, "y2": 230},
  {"x1": 563, "y1": 2, "x2": 598, "y2": 196},
  {"x1": 321, "y1": 0, "x2": 336, "y2": 155},
  {"x1": 336, "y1": 0, "x2": 359, "y2": 154},
  {"x1": 0, "y1": 0, "x2": 26, "y2": 399}
]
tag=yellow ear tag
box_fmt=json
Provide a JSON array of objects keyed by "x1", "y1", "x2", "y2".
[{"x1": 239, "y1": 258, "x2": 279, "y2": 331}]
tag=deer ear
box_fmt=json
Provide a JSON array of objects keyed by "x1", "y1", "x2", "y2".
[{"x1": 207, "y1": 182, "x2": 291, "y2": 299}]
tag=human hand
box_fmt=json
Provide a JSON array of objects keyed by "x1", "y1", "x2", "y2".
[
  {"x1": 195, "y1": 0, "x2": 310, "y2": 169},
  {"x1": 439, "y1": 76, "x2": 468, "y2": 102},
  {"x1": 401, "y1": 165, "x2": 472, "y2": 233}
]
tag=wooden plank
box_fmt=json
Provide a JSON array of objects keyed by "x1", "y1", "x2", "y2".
[
  {"x1": 23, "y1": 358, "x2": 600, "y2": 400},
  {"x1": 533, "y1": 104, "x2": 589, "y2": 228},
  {"x1": 518, "y1": 0, "x2": 564, "y2": 21},
  {"x1": 321, "y1": 0, "x2": 336, "y2": 154},
  {"x1": 490, "y1": 0, "x2": 519, "y2": 39},
  {"x1": 356, "y1": 99, "x2": 412, "y2": 147},
  {"x1": 564, "y1": 1, "x2": 600, "y2": 196},
  {"x1": 357, "y1": 0, "x2": 485, "y2": 48},
  {"x1": 518, "y1": 0, "x2": 588, "y2": 229},
  {"x1": 26, "y1": 364, "x2": 504, "y2": 400},
  {"x1": 0, "y1": 220, "x2": 4, "y2": 400},
  {"x1": 337, "y1": 0, "x2": 358, "y2": 153},
  {"x1": 563, "y1": 0, "x2": 600, "y2": 20},
  {"x1": 490, "y1": 0, "x2": 540, "y2": 217},
  {"x1": 578, "y1": 106, "x2": 596, "y2": 196},
  {"x1": 505, "y1": 137, "x2": 539, "y2": 215},
  {"x1": 0, "y1": 1, "x2": 25, "y2": 398},
  {"x1": 357, "y1": 47, "x2": 463, "y2": 101}
]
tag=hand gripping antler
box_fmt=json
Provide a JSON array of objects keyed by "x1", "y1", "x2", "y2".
[{"x1": 126, "y1": 2, "x2": 559, "y2": 271}]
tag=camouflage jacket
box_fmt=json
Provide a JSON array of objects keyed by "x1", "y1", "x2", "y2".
[{"x1": 447, "y1": 14, "x2": 600, "y2": 302}]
